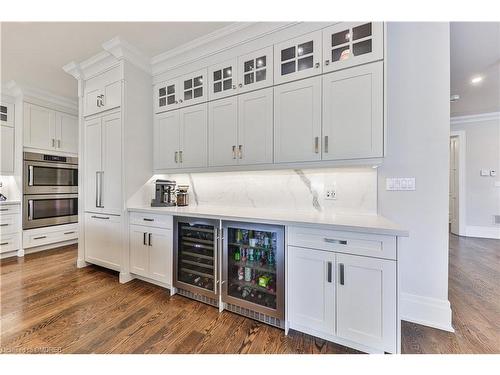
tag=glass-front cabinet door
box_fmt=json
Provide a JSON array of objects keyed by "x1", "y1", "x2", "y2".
[
  {"x1": 274, "y1": 30, "x2": 322, "y2": 84},
  {"x1": 154, "y1": 79, "x2": 180, "y2": 113},
  {"x1": 179, "y1": 69, "x2": 207, "y2": 108},
  {"x1": 222, "y1": 222, "x2": 284, "y2": 319},
  {"x1": 237, "y1": 46, "x2": 274, "y2": 93},
  {"x1": 208, "y1": 58, "x2": 238, "y2": 100},
  {"x1": 322, "y1": 22, "x2": 383, "y2": 72}
]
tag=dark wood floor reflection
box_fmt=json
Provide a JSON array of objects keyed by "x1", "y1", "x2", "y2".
[{"x1": 1, "y1": 234, "x2": 498, "y2": 353}]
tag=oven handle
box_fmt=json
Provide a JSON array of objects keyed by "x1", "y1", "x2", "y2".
[
  {"x1": 28, "y1": 200, "x2": 33, "y2": 221},
  {"x1": 28, "y1": 165, "x2": 34, "y2": 186}
]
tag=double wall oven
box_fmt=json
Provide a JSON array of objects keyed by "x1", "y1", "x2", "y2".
[{"x1": 23, "y1": 152, "x2": 78, "y2": 229}]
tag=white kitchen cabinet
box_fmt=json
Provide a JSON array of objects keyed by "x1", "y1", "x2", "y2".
[
  {"x1": 84, "y1": 111, "x2": 122, "y2": 215},
  {"x1": 0, "y1": 125, "x2": 14, "y2": 174},
  {"x1": 0, "y1": 202, "x2": 20, "y2": 255},
  {"x1": 288, "y1": 246, "x2": 335, "y2": 335},
  {"x1": 237, "y1": 87, "x2": 273, "y2": 165},
  {"x1": 274, "y1": 76, "x2": 322, "y2": 163},
  {"x1": 83, "y1": 66, "x2": 122, "y2": 117},
  {"x1": 24, "y1": 103, "x2": 78, "y2": 154},
  {"x1": 274, "y1": 31, "x2": 322, "y2": 84},
  {"x1": 154, "y1": 103, "x2": 207, "y2": 170},
  {"x1": 322, "y1": 22, "x2": 383, "y2": 73},
  {"x1": 129, "y1": 224, "x2": 173, "y2": 285},
  {"x1": 322, "y1": 61, "x2": 383, "y2": 160},
  {"x1": 155, "y1": 78, "x2": 180, "y2": 114},
  {"x1": 84, "y1": 212, "x2": 122, "y2": 271},
  {"x1": 154, "y1": 110, "x2": 180, "y2": 170},
  {"x1": 208, "y1": 88, "x2": 273, "y2": 167},
  {"x1": 208, "y1": 58, "x2": 238, "y2": 100},
  {"x1": 179, "y1": 103, "x2": 208, "y2": 169},
  {"x1": 208, "y1": 96, "x2": 238, "y2": 167},
  {"x1": 24, "y1": 103, "x2": 56, "y2": 150},
  {"x1": 336, "y1": 253, "x2": 396, "y2": 353},
  {"x1": 55, "y1": 112, "x2": 78, "y2": 154},
  {"x1": 237, "y1": 46, "x2": 274, "y2": 93}
]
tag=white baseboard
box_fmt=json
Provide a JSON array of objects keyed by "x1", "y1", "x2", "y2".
[
  {"x1": 76, "y1": 258, "x2": 89, "y2": 268},
  {"x1": 400, "y1": 292, "x2": 454, "y2": 332},
  {"x1": 465, "y1": 225, "x2": 500, "y2": 239}
]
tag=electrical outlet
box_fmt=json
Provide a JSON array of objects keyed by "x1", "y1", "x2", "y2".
[{"x1": 325, "y1": 189, "x2": 336, "y2": 200}]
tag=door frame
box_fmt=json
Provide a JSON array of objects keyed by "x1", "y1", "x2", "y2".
[{"x1": 450, "y1": 130, "x2": 466, "y2": 236}]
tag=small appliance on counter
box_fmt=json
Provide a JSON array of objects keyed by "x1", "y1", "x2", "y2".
[
  {"x1": 151, "y1": 179, "x2": 177, "y2": 207},
  {"x1": 176, "y1": 185, "x2": 189, "y2": 206}
]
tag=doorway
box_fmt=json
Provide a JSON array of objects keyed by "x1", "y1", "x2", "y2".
[{"x1": 449, "y1": 131, "x2": 466, "y2": 236}]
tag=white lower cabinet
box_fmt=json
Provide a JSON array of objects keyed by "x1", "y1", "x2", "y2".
[
  {"x1": 0, "y1": 125, "x2": 14, "y2": 174},
  {"x1": 84, "y1": 213, "x2": 122, "y2": 271},
  {"x1": 129, "y1": 222, "x2": 173, "y2": 286},
  {"x1": 336, "y1": 253, "x2": 396, "y2": 353},
  {"x1": 287, "y1": 228, "x2": 398, "y2": 353},
  {"x1": 288, "y1": 246, "x2": 335, "y2": 335}
]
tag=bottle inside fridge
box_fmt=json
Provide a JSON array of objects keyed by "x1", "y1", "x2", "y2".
[{"x1": 223, "y1": 223, "x2": 284, "y2": 318}]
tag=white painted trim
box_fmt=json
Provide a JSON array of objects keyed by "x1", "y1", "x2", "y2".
[
  {"x1": 102, "y1": 37, "x2": 151, "y2": 74},
  {"x1": 400, "y1": 292, "x2": 454, "y2": 332},
  {"x1": 465, "y1": 225, "x2": 500, "y2": 239},
  {"x1": 451, "y1": 111, "x2": 500, "y2": 125},
  {"x1": 450, "y1": 130, "x2": 467, "y2": 236}
]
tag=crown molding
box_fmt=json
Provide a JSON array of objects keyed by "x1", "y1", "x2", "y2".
[
  {"x1": 103, "y1": 36, "x2": 151, "y2": 74},
  {"x1": 451, "y1": 111, "x2": 500, "y2": 125},
  {"x1": 151, "y1": 22, "x2": 300, "y2": 76},
  {"x1": 4, "y1": 80, "x2": 77, "y2": 113}
]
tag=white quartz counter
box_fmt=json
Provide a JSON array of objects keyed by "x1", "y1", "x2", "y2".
[{"x1": 127, "y1": 205, "x2": 408, "y2": 237}]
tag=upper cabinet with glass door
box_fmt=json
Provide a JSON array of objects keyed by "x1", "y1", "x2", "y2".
[
  {"x1": 209, "y1": 58, "x2": 238, "y2": 100},
  {"x1": 236, "y1": 46, "x2": 274, "y2": 93},
  {"x1": 154, "y1": 68, "x2": 208, "y2": 113},
  {"x1": 322, "y1": 22, "x2": 383, "y2": 72},
  {"x1": 274, "y1": 31, "x2": 322, "y2": 85}
]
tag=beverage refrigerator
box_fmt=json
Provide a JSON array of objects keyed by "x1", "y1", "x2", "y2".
[{"x1": 173, "y1": 217, "x2": 285, "y2": 328}]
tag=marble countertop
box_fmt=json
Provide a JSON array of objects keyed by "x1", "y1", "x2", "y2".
[{"x1": 127, "y1": 205, "x2": 408, "y2": 237}]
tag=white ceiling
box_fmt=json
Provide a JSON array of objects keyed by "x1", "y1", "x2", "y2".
[
  {"x1": 450, "y1": 22, "x2": 500, "y2": 117},
  {"x1": 0, "y1": 22, "x2": 230, "y2": 99}
]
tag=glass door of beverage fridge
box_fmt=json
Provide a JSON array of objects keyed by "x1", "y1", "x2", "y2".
[
  {"x1": 174, "y1": 217, "x2": 219, "y2": 298},
  {"x1": 222, "y1": 221, "x2": 284, "y2": 320}
]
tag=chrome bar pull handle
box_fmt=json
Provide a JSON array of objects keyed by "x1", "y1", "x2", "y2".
[
  {"x1": 314, "y1": 137, "x2": 319, "y2": 153},
  {"x1": 28, "y1": 165, "x2": 34, "y2": 186},
  {"x1": 91, "y1": 215, "x2": 109, "y2": 220},
  {"x1": 57, "y1": 139, "x2": 61, "y2": 148},
  {"x1": 327, "y1": 262, "x2": 332, "y2": 283},
  {"x1": 339, "y1": 263, "x2": 345, "y2": 285},
  {"x1": 324, "y1": 238, "x2": 347, "y2": 245},
  {"x1": 175, "y1": 151, "x2": 178, "y2": 163},
  {"x1": 100, "y1": 171, "x2": 104, "y2": 208},
  {"x1": 232, "y1": 145, "x2": 236, "y2": 159},
  {"x1": 179, "y1": 151, "x2": 183, "y2": 163},
  {"x1": 324, "y1": 136, "x2": 329, "y2": 153},
  {"x1": 238, "y1": 145, "x2": 242, "y2": 159},
  {"x1": 28, "y1": 200, "x2": 33, "y2": 221}
]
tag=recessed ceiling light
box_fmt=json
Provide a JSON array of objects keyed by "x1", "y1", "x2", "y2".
[{"x1": 471, "y1": 76, "x2": 483, "y2": 84}]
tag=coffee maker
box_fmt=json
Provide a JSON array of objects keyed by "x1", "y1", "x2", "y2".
[{"x1": 151, "y1": 179, "x2": 177, "y2": 207}]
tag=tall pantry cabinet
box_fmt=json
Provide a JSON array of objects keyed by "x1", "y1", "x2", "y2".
[{"x1": 75, "y1": 57, "x2": 152, "y2": 273}]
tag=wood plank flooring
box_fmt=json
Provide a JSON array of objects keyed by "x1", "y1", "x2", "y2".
[{"x1": 1, "y1": 234, "x2": 498, "y2": 354}]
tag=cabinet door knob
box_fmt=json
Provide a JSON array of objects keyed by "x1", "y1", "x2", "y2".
[
  {"x1": 315, "y1": 62, "x2": 320, "y2": 68},
  {"x1": 179, "y1": 99, "x2": 183, "y2": 103},
  {"x1": 238, "y1": 83, "x2": 243, "y2": 88},
  {"x1": 325, "y1": 60, "x2": 330, "y2": 65},
  {"x1": 175, "y1": 100, "x2": 179, "y2": 104},
  {"x1": 232, "y1": 85, "x2": 236, "y2": 89}
]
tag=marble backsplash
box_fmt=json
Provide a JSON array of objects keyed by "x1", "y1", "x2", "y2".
[{"x1": 138, "y1": 167, "x2": 378, "y2": 215}]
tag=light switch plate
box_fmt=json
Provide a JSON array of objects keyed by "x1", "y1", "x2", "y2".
[{"x1": 386, "y1": 177, "x2": 416, "y2": 191}]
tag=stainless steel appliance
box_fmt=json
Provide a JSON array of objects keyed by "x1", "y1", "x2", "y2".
[
  {"x1": 23, "y1": 152, "x2": 78, "y2": 194},
  {"x1": 174, "y1": 217, "x2": 220, "y2": 306},
  {"x1": 151, "y1": 179, "x2": 177, "y2": 207},
  {"x1": 173, "y1": 217, "x2": 285, "y2": 328},
  {"x1": 23, "y1": 152, "x2": 79, "y2": 229},
  {"x1": 23, "y1": 193, "x2": 78, "y2": 229},
  {"x1": 221, "y1": 221, "x2": 285, "y2": 327},
  {"x1": 176, "y1": 185, "x2": 189, "y2": 206}
]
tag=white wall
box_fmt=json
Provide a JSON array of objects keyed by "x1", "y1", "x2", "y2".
[
  {"x1": 452, "y1": 115, "x2": 500, "y2": 238},
  {"x1": 379, "y1": 23, "x2": 453, "y2": 331}
]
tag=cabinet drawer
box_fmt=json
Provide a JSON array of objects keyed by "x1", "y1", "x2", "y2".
[
  {"x1": 288, "y1": 226, "x2": 396, "y2": 260},
  {"x1": 129, "y1": 211, "x2": 173, "y2": 229},
  {"x1": 23, "y1": 225, "x2": 78, "y2": 249},
  {"x1": 0, "y1": 214, "x2": 20, "y2": 235},
  {"x1": 0, "y1": 204, "x2": 20, "y2": 215},
  {"x1": 0, "y1": 233, "x2": 20, "y2": 253}
]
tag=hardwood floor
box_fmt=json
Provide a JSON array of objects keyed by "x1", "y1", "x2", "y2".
[{"x1": 1, "y1": 234, "x2": 498, "y2": 354}]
